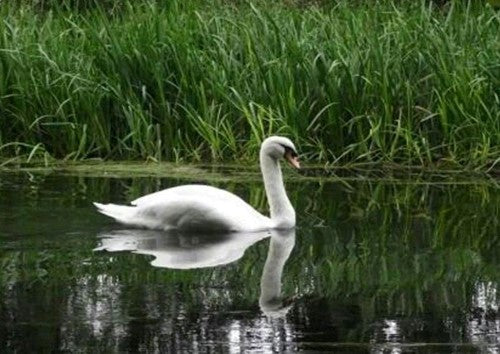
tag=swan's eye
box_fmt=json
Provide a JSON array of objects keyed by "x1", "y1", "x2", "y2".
[{"x1": 283, "y1": 146, "x2": 298, "y2": 158}]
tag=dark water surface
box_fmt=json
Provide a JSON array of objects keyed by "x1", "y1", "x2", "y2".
[{"x1": 0, "y1": 170, "x2": 498, "y2": 353}]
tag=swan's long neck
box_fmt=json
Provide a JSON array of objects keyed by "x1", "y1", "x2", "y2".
[{"x1": 260, "y1": 151, "x2": 295, "y2": 228}]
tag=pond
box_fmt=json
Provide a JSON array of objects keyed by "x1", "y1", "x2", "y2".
[{"x1": 0, "y1": 167, "x2": 498, "y2": 353}]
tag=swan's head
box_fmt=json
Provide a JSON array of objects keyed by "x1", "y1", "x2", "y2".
[{"x1": 261, "y1": 136, "x2": 300, "y2": 169}]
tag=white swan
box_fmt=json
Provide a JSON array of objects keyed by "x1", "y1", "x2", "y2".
[{"x1": 93, "y1": 136, "x2": 300, "y2": 231}]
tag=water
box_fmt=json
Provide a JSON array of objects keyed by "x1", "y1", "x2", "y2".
[{"x1": 0, "y1": 169, "x2": 499, "y2": 353}]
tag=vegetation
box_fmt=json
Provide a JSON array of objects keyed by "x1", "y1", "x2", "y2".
[{"x1": 0, "y1": 0, "x2": 499, "y2": 169}]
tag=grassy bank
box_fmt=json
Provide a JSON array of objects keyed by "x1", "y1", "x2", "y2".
[{"x1": 0, "y1": 1, "x2": 499, "y2": 169}]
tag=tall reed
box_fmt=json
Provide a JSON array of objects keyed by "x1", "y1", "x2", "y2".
[{"x1": 0, "y1": 0, "x2": 498, "y2": 168}]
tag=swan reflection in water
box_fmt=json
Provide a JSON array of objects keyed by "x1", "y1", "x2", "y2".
[{"x1": 95, "y1": 228, "x2": 295, "y2": 316}]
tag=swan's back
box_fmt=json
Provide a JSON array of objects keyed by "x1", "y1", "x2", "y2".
[{"x1": 132, "y1": 185, "x2": 244, "y2": 206}]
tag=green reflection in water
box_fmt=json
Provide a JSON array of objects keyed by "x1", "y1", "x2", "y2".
[{"x1": 0, "y1": 171, "x2": 498, "y2": 352}]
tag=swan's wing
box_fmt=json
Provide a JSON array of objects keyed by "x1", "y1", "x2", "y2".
[
  {"x1": 131, "y1": 186, "x2": 270, "y2": 231},
  {"x1": 131, "y1": 185, "x2": 241, "y2": 206}
]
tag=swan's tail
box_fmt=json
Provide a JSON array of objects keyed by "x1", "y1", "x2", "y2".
[{"x1": 93, "y1": 202, "x2": 137, "y2": 225}]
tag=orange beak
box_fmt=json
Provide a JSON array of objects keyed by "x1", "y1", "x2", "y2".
[{"x1": 285, "y1": 151, "x2": 300, "y2": 169}]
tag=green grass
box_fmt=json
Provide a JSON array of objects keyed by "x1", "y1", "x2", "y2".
[{"x1": 0, "y1": 0, "x2": 499, "y2": 169}]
